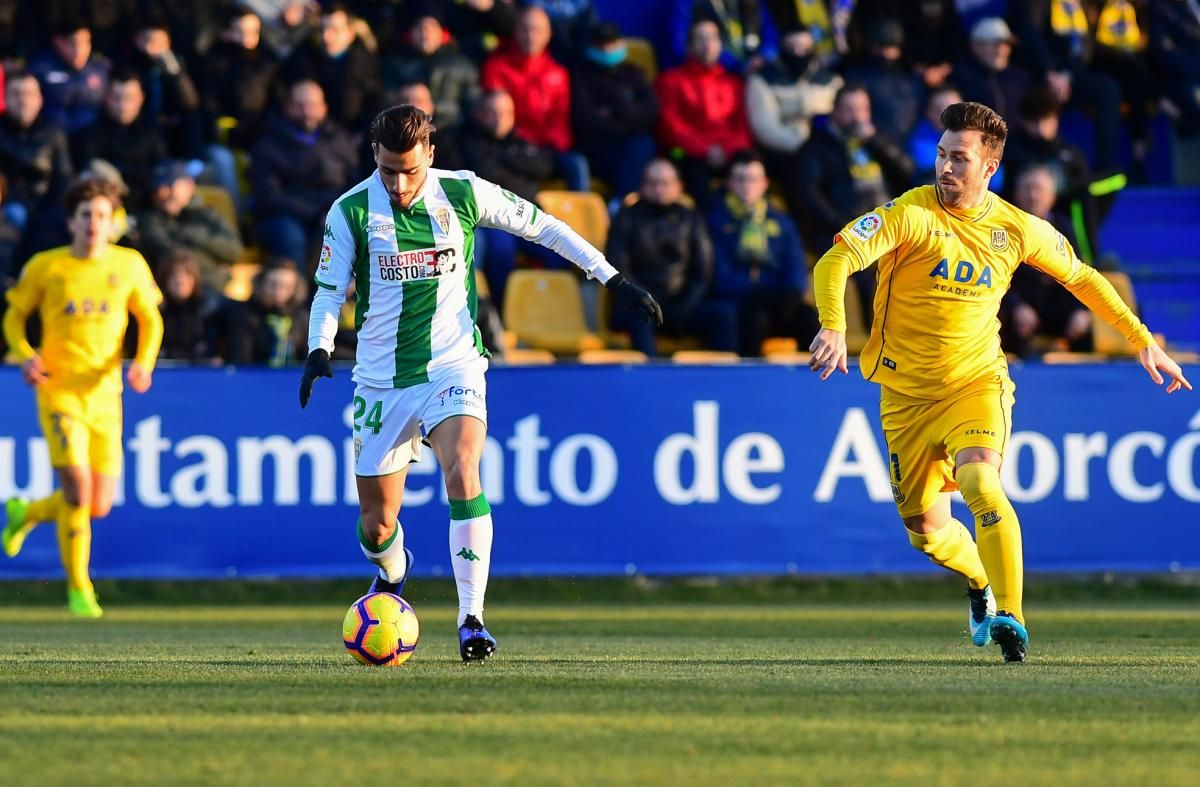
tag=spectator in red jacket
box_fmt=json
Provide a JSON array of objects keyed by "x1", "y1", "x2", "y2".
[
  {"x1": 656, "y1": 18, "x2": 751, "y2": 209},
  {"x1": 481, "y1": 5, "x2": 588, "y2": 191}
]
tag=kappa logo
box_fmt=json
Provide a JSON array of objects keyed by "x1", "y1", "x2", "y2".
[
  {"x1": 990, "y1": 229, "x2": 1009, "y2": 252},
  {"x1": 850, "y1": 212, "x2": 882, "y2": 241},
  {"x1": 366, "y1": 223, "x2": 395, "y2": 233},
  {"x1": 324, "y1": 224, "x2": 335, "y2": 240}
]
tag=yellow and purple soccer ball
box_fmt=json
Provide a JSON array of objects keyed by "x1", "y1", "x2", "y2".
[{"x1": 342, "y1": 592, "x2": 420, "y2": 666}]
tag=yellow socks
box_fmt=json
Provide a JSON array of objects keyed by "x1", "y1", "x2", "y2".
[
  {"x1": 906, "y1": 518, "x2": 990, "y2": 590},
  {"x1": 956, "y1": 462, "x2": 1024, "y2": 624},
  {"x1": 56, "y1": 502, "x2": 94, "y2": 595},
  {"x1": 24, "y1": 490, "x2": 63, "y2": 530}
]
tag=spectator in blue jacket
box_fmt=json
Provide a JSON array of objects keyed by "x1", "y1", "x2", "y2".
[
  {"x1": 708, "y1": 151, "x2": 818, "y2": 356},
  {"x1": 27, "y1": 18, "x2": 111, "y2": 134},
  {"x1": 669, "y1": 0, "x2": 780, "y2": 73}
]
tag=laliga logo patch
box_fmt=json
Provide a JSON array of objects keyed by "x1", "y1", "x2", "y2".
[
  {"x1": 850, "y1": 212, "x2": 882, "y2": 241},
  {"x1": 990, "y1": 229, "x2": 1009, "y2": 252},
  {"x1": 319, "y1": 244, "x2": 333, "y2": 270},
  {"x1": 433, "y1": 207, "x2": 453, "y2": 236}
]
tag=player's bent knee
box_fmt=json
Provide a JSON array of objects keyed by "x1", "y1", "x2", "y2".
[
  {"x1": 955, "y1": 461, "x2": 1003, "y2": 502},
  {"x1": 442, "y1": 456, "x2": 481, "y2": 498},
  {"x1": 359, "y1": 511, "x2": 395, "y2": 546}
]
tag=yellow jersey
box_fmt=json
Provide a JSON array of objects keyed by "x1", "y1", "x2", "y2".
[
  {"x1": 4, "y1": 244, "x2": 163, "y2": 393},
  {"x1": 817, "y1": 185, "x2": 1153, "y2": 398}
]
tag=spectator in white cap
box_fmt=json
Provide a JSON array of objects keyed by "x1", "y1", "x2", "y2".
[{"x1": 953, "y1": 18, "x2": 1034, "y2": 123}]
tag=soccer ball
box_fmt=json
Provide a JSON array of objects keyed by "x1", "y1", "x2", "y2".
[{"x1": 342, "y1": 592, "x2": 420, "y2": 666}]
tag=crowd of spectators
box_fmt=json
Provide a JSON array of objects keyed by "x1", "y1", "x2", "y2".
[{"x1": 0, "y1": 0, "x2": 1196, "y2": 364}]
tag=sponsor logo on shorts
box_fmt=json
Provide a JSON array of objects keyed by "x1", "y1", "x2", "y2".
[
  {"x1": 980, "y1": 511, "x2": 1002, "y2": 527},
  {"x1": 882, "y1": 357, "x2": 897, "y2": 371},
  {"x1": 849, "y1": 212, "x2": 882, "y2": 241},
  {"x1": 436, "y1": 385, "x2": 484, "y2": 408},
  {"x1": 353, "y1": 436, "x2": 363, "y2": 463}
]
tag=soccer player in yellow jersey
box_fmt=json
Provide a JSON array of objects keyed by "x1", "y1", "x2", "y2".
[
  {"x1": 808, "y1": 102, "x2": 1192, "y2": 662},
  {"x1": 1, "y1": 178, "x2": 164, "y2": 618}
]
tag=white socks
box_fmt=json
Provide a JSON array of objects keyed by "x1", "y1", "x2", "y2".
[
  {"x1": 449, "y1": 495, "x2": 493, "y2": 627},
  {"x1": 359, "y1": 518, "x2": 407, "y2": 583}
]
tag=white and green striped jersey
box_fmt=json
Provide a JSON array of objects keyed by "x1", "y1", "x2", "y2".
[{"x1": 307, "y1": 168, "x2": 616, "y2": 388}]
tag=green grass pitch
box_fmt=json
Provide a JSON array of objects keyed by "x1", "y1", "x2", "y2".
[{"x1": 1, "y1": 602, "x2": 1198, "y2": 786}]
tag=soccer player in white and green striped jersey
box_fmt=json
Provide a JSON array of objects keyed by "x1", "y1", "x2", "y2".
[{"x1": 300, "y1": 104, "x2": 662, "y2": 661}]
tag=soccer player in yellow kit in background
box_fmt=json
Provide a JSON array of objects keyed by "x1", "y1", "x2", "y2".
[
  {"x1": 2, "y1": 178, "x2": 163, "y2": 618},
  {"x1": 808, "y1": 102, "x2": 1192, "y2": 661}
]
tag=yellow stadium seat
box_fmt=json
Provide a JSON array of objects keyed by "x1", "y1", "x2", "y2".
[
  {"x1": 195, "y1": 184, "x2": 238, "y2": 229},
  {"x1": 502, "y1": 269, "x2": 605, "y2": 354},
  {"x1": 624, "y1": 37, "x2": 658, "y2": 79},
  {"x1": 765, "y1": 351, "x2": 813, "y2": 365},
  {"x1": 761, "y1": 337, "x2": 798, "y2": 355},
  {"x1": 672, "y1": 350, "x2": 741, "y2": 364},
  {"x1": 1092, "y1": 271, "x2": 1141, "y2": 356},
  {"x1": 536, "y1": 190, "x2": 610, "y2": 250},
  {"x1": 578, "y1": 349, "x2": 648, "y2": 364},
  {"x1": 499, "y1": 348, "x2": 556, "y2": 365},
  {"x1": 1042, "y1": 351, "x2": 1107, "y2": 364},
  {"x1": 224, "y1": 262, "x2": 260, "y2": 301}
]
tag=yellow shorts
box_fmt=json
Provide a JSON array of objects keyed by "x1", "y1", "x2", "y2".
[
  {"x1": 37, "y1": 387, "x2": 124, "y2": 477},
  {"x1": 880, "y1": 373, "x2": 1015, "y2": 518}
]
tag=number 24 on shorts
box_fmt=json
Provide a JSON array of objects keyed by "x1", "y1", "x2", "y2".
[{"x1": 353, "y1": 396, "x2": 384, "y2": 434}]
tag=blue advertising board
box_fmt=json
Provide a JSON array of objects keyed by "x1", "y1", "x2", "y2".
[{"x1": 0, "y1": 363, "x2": 1197, "y2": 579}]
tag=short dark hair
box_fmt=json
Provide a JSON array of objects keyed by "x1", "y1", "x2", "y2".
[
  {"x1": 371, "y1": 104, "x2": 436, "y2": 153},
  {"x1": 108, "y1": 67, "x2": 143, "y2": 88},
  {"x1": 940, "y1": 101, "x2": 1007, "y2": 158},
  {"x1": 729, "y1": 149, "x2": 765, "y2": 170},
  {"x1": 218, "y1": 3, "x2": 258, "y2": 29},
  {"x1": 64, "y1": 177, "x2": 123, "y2": 214},
  {"x1": 834, "y1": 82, "x2": 869, "y2": 108},
  {"x1": 1017, "y1": 87, "x2": 1060, "y2": 123},
  {"x1": 51, "y1": 17, "x2": 89, "y2": 38}
]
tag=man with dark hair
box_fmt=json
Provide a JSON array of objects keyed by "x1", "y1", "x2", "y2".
[
  {"x1": 2, "y1": 177, "x2": 163, "y2": 619},
  {"x1": 200, "y1": 5, "x2": 280, "y2": 149},
  {"x1": 250, "y1": 79, "x2": 359, "y2": 268},
  {"x1": 122, "y1": 16, "x2": 204, "y2": 159},
  {"x1": 607, "y1": 157, "x2": 734, "y2": 356},
  {"x1": 383, "y1": 9, "x2": 479, "y2": 133},
  {"x1": 0, "y1": 71, "x2": 74, "y2": 255},
  {"x1": 71, "y1": 69, "x2": 169, "y2": 210},
  {"x1": 298, "y1": 103, "x2": 661, "y2": 662},
  {"x1": 792, "y1": 82, "x2": 914, "y2": 257},
  {"x1": 27, "y1": 19, "x2": 111, "y2": 134},
  {"x1": 808, "y1": 101, "x2": 1191, "y2": 663},
  {"x1": 281, "y1": 2, "x2": 382, "y2": 131},
  {"x1": 708, "y1": 151, "x2": 817, "y2": 356}
]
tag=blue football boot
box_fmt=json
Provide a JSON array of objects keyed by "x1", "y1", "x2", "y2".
[
  {"x1": 967, "y1": 586, "x2": 997, "y2": 647},
  {"x1": 459, "y1": 615, "x2": 497, "y2": 662},
  {"x1": 367, "y1": 547, "x2": 415, "y2": 597},
  {"x1": 990, "y1": 611, "x2": 1029, "y2": 662}
]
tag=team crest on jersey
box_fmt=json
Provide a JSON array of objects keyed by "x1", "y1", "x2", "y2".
[
  {"x1": 990, "y1": 229, "x2": 1009, "y2": 251},
  {"x1": 433, "y1": 207, "x2": 453, "y2": 235},
  {"x1": 850, "y1": 212, "x2": 882, "y2": 241},
  {"x1": 107, "y1": 273, "x2": 119, "y2": 287}
]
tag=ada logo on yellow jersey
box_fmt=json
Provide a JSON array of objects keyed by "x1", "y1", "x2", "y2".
[
  {"x1": 990, "y1": 229, "x2": 1009, "y2": 251},
  {"x1": 850, "y1": 212, "x2": 882, "y2": 241}
]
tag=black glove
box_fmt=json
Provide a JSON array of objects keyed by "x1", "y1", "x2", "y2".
[
  {"x1": 299, "y1": 348, "x2": 333, "y2": 408},
  {"x1": 606, "y1": 273, "x2": 664, "y2": 327}
]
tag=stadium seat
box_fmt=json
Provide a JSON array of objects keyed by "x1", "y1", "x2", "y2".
[
  {"x1": 224, "y1": 262, "x2": 260, "y2": 301},
  {"x1": 764, "y1": 351, "x2": 813, "y2": 365},
  {"x1": 536, "y1": 190, "x2": 610, "y2": 250},
  {"x1": 502, "y1": 269, "x2": 605, "y2": 354},
  {"x1": 761, "y1": 337, "x2": 798, "y2": 355},
  {"x1": 195, "y1": 184, "x2": 239, "y2": 229},
  {"x1": 1042, "y1": 351, "x2": 1107, "y2": 364},
  {"x1": 497, "y1": 348, "x2": 556, "y2": 365},
  {"x1": 578, "y1": 349, "x2": 648, "y2": 364},
  {"x1": 672, "y1": 350, "x2": 741, "y2": 364},
  {"x1": 624, "y1": 37, "x2": 658, "y2": 79}
]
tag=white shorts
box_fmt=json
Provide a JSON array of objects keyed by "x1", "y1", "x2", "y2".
[{"x1": 352, "y1": 358, "x2": 488, "y2": 476}]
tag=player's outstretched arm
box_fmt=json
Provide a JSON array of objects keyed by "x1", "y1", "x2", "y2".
[
  {"x1": 808, "y1": 328, "x2": 848, "y2": 381},
  {"x1": 1137, "y1": 344, "x2": 1192, "y2": 394}
]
